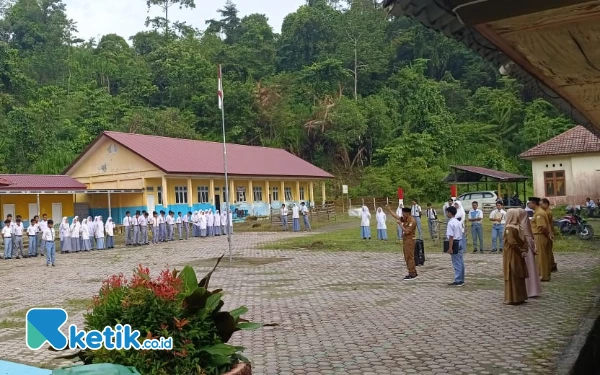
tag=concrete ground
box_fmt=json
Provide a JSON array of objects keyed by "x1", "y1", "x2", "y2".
[{"x1": 0, "y1": 231, "x2": 599, "y2": 375}]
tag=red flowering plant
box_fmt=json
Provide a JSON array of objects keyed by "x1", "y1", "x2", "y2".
[{"x1": 54, "y1": 256, "x2": 269, "y2": 375}]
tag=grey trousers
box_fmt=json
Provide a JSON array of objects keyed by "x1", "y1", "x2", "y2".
[
  {"x1": 177, "y1": 223, "x2": 183, "y2": 240},
  {"x1": 12, "y1": 236, "x2": 24, "y2": 257},
  {"x1": 125, "y1": 226, "x2": 132, "y2": 245},
  {"x1": 141, "y1": 226, "x2": 148, "y2": 244},
  {"x1": 183, "y1": 222, "x2": 189, "y2": 239},
  {"x1": 133, "y1": 226, "x2": 140, "y2": 244},
  {"x1": 168, "y1": 224, "x2": 174, "y2": 241}
]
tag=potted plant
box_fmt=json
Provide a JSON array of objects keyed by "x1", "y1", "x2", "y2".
[{"x1": 54, "y1": 255, "x2": 267, "y2": 375}]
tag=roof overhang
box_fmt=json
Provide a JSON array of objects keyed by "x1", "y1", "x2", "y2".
[
  {"x1": 85, "y1": 189, "x2": 143, "y2": 194},
  {"x1": 384, "y1": 0, "x2": 600, "y2": 136},
  {"x1": 0, "y1": 190, "x2": 87, "y2": 194}
]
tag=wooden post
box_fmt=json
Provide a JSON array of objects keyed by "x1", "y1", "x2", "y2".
[
  {"x1": 209, "y1": 179, "x2": 215, "y2": 206},
  {"x1": 281, "y1": 181, "x2": 286, "y2": 204},
  {"x1": 373, "y1": 197, "x2": 376, "y2": 210},
  {"x1": 161, "y1": 175, "x2": 168, "y2": 209},
  {"x1": 187, "y1": 178, "x2": 193, "y2": 210},
  {"x1": 321, "y1": 181, "x2": 326, "y2": 205}
]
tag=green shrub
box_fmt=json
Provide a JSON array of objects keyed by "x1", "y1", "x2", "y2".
[{"x1": 55, "y1": 256, "x2": 265, "y2": 375}]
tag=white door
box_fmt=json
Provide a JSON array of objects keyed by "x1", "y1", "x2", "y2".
[
  {"x1": 52, "y1": 203, "x2": 62, "y2": 223},
  {"x1": 28, "y1": 203, "x2": 38, "y2": 221},
  {"x1": 147, "y1": 195, "x2": 155, "y2": 214},
  {"x1": 3, "y1": 204, "x2": 15, "y2": 219}
]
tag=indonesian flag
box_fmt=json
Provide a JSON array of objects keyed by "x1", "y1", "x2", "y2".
[{"x1": 218, "y1": 64, "x2": 223, "y2": 110}]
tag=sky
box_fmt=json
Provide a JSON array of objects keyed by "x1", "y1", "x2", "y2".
[{"x1": 63, "y1": 0, "x2": 307, "y2": 41}]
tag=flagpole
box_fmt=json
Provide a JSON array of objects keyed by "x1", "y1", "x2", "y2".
[{"x1": 218, "y1": 64, "x2": 233, "y2": 263}]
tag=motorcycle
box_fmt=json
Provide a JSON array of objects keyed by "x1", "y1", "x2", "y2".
[{"x1": 554, "y1": 206, "x2": 595, "y2": 240}]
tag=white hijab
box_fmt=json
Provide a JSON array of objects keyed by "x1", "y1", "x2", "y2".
[
  {"x1": 454, "y1": 201, "x2": 466, "y2": 229},
  {"x1": 361, "y1": 206, "x2": 371, "y2": 226}
]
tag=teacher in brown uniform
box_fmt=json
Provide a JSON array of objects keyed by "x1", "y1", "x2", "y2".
[
  {"x1": 528, "y1": 197, "x2": 553, "y2": 282},
  {"x1": 389, "y1": 206, "x2": 418, "y2": 281}
]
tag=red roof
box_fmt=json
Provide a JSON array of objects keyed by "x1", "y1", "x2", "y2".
[
  {"x1": 0, "y1": 175, "x2": 87, "y2": 191},
  {"x1": 450, "y1": 166, "x2": 528, "y2": 181},
  {"x1": 519, "y1": 126, "x2": 600, "y2": 159},
  {"x1": 67, "y1": 132, "x2": 333, "y2": 179}
]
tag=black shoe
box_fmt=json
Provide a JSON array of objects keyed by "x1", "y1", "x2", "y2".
[
  {"x1": 499, "y1": 249, "x2": 503, "y2": 254},
  {"x1": 455, "y1": 282, "x2": 464, "y2": 287},
  {"x1": 403, "y1": 275, "x2": 412, "y2": 281},
  {"x1": 491, "y1": 249, "x2": 497, "y2": 253},
  {"x1": 473, "y1": 249, "x2": 478, "y2": 254},
  {"x1": 16, "y1": 256, "x2": 21, "y2": 259},
  {"x1": 447, "y1": 282, "x2": 457, "y2": 286}
]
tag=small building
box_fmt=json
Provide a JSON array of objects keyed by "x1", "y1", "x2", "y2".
[
  {"x1": 519, "y1": 126, "x2": 600, "y2": 205},
  {"x1": 0, "y1": 175, "x2": 87, "y2": 225},
  {"x1": 63, "y1": 131, "x2": 333, "y2": 220}
]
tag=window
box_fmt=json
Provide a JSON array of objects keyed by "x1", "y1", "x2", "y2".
[
  {"x1": 272, "y1": 187, "x2": 279, "y2": 201},
  {"x1": 157, "y1": 186, "x2": 163, "y2": 205},
  {"x1": 483, "y1": 193, "x2": 494, "y2": 198},
  {"x1": 175, "y1": 186, "x2": 187, "y2": 204},
  {"x1": 253, "y1": 186, "x2": 263, "y2": 202},
  {"x1": 458, "y1": 194, "x2": 470, "y2": 201},
  {"x1": 197, "y1": 186, "x2": 209, "y2": 203},
  {"x1": 237, "y1": 187, "x2": 246, "y2": 202},
  {"x1": 299, "y1": 187, "x2": 305, "y2": 201},
  {"x1": 544, "y1": 171, "x2": 566, "y2": 196},
  {"x1": 284, "y1": 187, "x2": 293, "y2": 201},
  {"x1": 470, "y1": 193, "x2": 483, "y2": 200},
  {"x1": 146, "y1": 186, "x2": 154, "y2": 192}
]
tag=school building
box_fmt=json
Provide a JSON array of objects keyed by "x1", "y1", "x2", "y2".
[
  {"x1": 0, "y1": 174, "x2": 87, "y2": 226},
  {"x1": 63, "y1": 131, "x2": 334, "y2": 221}
]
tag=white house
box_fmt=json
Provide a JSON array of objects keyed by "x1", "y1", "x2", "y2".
[{"x1": 519, "y1": 126, "x2": 600, "y2": 205}]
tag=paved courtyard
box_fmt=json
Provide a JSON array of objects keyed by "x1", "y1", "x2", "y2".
[{"x1": 0, "y1": 231, "x2": 599, "y2": 374}]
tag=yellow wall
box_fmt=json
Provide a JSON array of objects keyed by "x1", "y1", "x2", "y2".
[{"x1": 0, "y1": 194, "x2": 75, "y2": 220}]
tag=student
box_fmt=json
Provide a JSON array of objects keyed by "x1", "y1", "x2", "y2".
[
  {"x1": 5, "y1": 214, "x2": 13, "y2": 257},
  {"x1": 442, "y1": 199, "x2": 454, "y2": 222},
  {"x1": 280, "y1": 204, "x2": 288, "y2": 231},
  {"x1": 207, "y1": 210, "x2": 214, "y2": 237},
  {"x1": 183, "y1": 211, "x2": 191, "y2": 239},
  {"x1": 27, "y1": 219, "x2": 38, "y2": 257},
  {"x1": 469, "y1": 201, "x2": 484, "y2": 253},
  {"x1": 176, "y1": 212, "x2": 183, "y2": 240},
  {"x1": 95, "y1": 216, "x2": 105, "y2": 250},
  {"x1": 158, "y1": 211, "x2": 167, "y2": 242},
  {"x1": 132, "y1": 211, "x2": 141, "y2": 246},
  {"x1": 490, "y1": 201, "x2": 507, "y2": 253},
  {"x1": 38, "y1": 214, "x2": 48, "y2": 256},
  {"x1": 395, "y1": 204, "x2": 403, "y2": 240},
  {"x1": 410, "y1": 200, "x2": 423, "y2": 240},
  {"x1": 12, "y1": 217, "x2": 25, "y2": 259},
  {"x1": 105, "y1": 217, "x2": 115, "y2": 249},
  {"x1": 87, "y1": 216, "x2": 95, "y2": 249},
  {"x1": 192, "y1": 211, "x2": 199, "y2": 237},
  {"x1": 123, "y1": 211, "x2": 132, "y2": 246},
  {"x1": 454, "y1": 201, "x2": 467, "y2": 250},
  {"x1": 199, "y1": 211, "x2": 207, "y2": 237},
  {"x1": 3, "y1": 220, "x2": 13, "y2": 259},
  {"x1": 426, "y1": 203, "x2": 438, "y2": 240},
  {"x1": 140, "y1": 212, "x2": 149, "y2": 245},
  {"x1": 70, "y1": 216, "x2": 81, "y2": 252},
  {"x1": 81, "y1": 218, "x2": 91, "y2": 251},
  {"x1": 151, "y1": 211, "x2": 159, "y2": 244},
  {"x1": 360, "y1": 205, "x2": 371, "y2": 240},
  {"x1": 376, "y1": 207, "x2": 387, "y2": 240},
  {"x1": 221, "y1": 210, "x2": 227, "y2": 235},
  {"x1": 446, "y1": 206, "x2": 465, "y2": 286},
  {"x1": 166, "y1": 211, "x2": 175, "y2": 241},
  {"x1": 43, "y1": 219, "x2": 56, "y2": 267},
  {"x1": 300, "y1": 202, "x2": 311, "y2": 232},
  {"x1": 60, "y1": 217, "x2": 72, "y2": 253},
  {"x1": 214, "y1": 210, "x2": 221, "y2": 236},
  {"x1": 228, "y1": 209, "x2": 233, "y2": 234},
  {"x1": 292, "y1": 204, "x2": 301, "y2": 232}
]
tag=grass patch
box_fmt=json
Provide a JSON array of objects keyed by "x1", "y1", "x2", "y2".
[
  {"x1": 235, "y1": 215, "x2": 354, "y2": 233},
  {"x1": 64, "y1": 298, "x2": 92, "y2": 311},
  {"x1": 9, "y1": 308, "x2": 29, "y2": 320},
  {"x1": 0, "y1": 319, "x2": 23, "y2": 329}
]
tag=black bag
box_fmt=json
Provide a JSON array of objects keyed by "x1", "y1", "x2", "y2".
[
  {"x1": 414, "y1": 239, "x2": 425, "y2": 266},
  {"x1": 443, "y1": 239, "x2": 460, "y2": 253}
]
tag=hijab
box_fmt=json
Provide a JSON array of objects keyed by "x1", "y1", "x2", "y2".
[
  {"x1": 82, "y1": 218, "x2": 87, "y2": 226},
  {"x1": 454, "y1": 201, "x2": 465, "y2": 219},
  {"x1": 505, "y1": 209, "x2": 524, "y2": 240}
]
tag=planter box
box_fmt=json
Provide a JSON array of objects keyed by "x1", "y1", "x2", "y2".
[{"x1": 225, "y1": 363, "x2": 251, "y2": 375}]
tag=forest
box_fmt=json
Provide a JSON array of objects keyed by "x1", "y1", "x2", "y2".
[{"x1": 0, "y1": 0, "x2": 573, "y2": 201}]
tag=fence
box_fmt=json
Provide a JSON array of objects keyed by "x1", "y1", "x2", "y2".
[{"x1": 270, "y1": 202, "x2": 337, "y2": 226}]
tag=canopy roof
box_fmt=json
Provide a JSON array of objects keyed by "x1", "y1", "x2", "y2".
[
  {"x1": 383, "y1": 0, "x2": 600, "y2": 136},
  {"x1": 443, "y1": 165, "x2": 529, "y2": 184}
]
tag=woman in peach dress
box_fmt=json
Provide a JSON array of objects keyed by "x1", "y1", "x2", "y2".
[{"x1": 518, "y1": 208, "x2": 542, "y2": 298}]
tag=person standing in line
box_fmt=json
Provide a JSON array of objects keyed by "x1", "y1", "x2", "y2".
[
  {"x1": 300, "y1": 202, "x2": 311, "y2": 232},
  {"x1": 213, "y1": 210, "x2": 221, "y2": 236},
  {"x1": 3, "y1": 220, "x2": 12, "y2": 259},
  {"x1": 425, "y1": 203, "x2": 438, "y2": 240},
  {"x1": 123, "y1": 211, "x2": 132, "y2": 246},
  {"x1": 376, "y1": 207, "x2": 387, "y2": 241},
  {"x1": 132, "y1": 211, "x2": 141, "y2": 246},
  {"x1": 182, "y1": 211, "x2": 189, "y2": 239},
  {"x1": 167, "y1": 211, "x2": 175, "y2": 241},
  {"x1": 95, "y1": 216, "x2": 105, "y2": 250},
  {"x1": 141, "y1": 212, "x2": 149, "y2": 245},
  {"x1": 38, "y1": 214, "x2": 48, "y2": 256},
  {"x1": 5, "y1": 214, "x2": 14, "y2": 257},
  {"x1": 280, "y1": 204, "x2": 288, "y2": 231},
  {"x1": 105, "y1": 217, "x2": 115, "y2": 249},
  {"x1": 292, "y1": 204, "x2": 301, "y2": 232},
  {"x1": 192, "y1": 211, "x2": 199, "y2": 237},
  {"x1": 176, "y1": 212, "x2": 183, "y2": 240},
  {"x1": 445, "y1": 206, "x2": 465, "y2": 286},
  {"x1": 70, "y1": 217, "x2": 81, "y2": 252},
  {"x1": 388, "y1": 206, "x2": 418, "y2": 280},
  {"x1": 81, "y1": 218, "x2": 91, "y2": 251},
  {"x1": 60, "y1": 217, "x2": 71, "y2": 253},
  {"x1": 199, "y1": 211, "x2": 207, "y2": 237},
  {"x1": 158, "y1": 211, "x2": 167, "y2": 242},
  {"x1": 27, "y1": 219, "x2": 38, "y2": 257},
  {"x1": 517, "y1": 208, "x2": 542, "y2": 298},
  {"x1": 87, "y1": 216, "x2": 95, "y2": 249},
  {"x1": 228, "y1": 209, "x2": 233, "y2": 234},
  {"x1": 490, "y1": 201, "x2": 506, "y2": 253},
  {"x1": 151, "y1": 211, "x2": 159, "y2": 244},
  {"x1": 529, "y1": 197, "x2": 553, "y2": 282},
  {"x1": 410, "y1": 200, "x2": 423, "y2": 240},
  {"x1": 469, "y1": 201, "x2": 484, "y2": 253},
  {"x1": 540, "y1": 198, "x2": 557, "y2": 272},
  {"x1": 360, "y1": 205, "x2": 371, "y2": 240},
  {"x1": 43, "y1": 219, "x2": 56, "y2": 267},
  {"x1": 12, "y1": 217, "x2": 25, "y2": 259},
  {"x1": 221, "y1": 210, "x2": 227, "y2": 235},
  {"x1": 454, "y1": 201, "x2": 467, "y2": 250},
  {"x1": 207, "y1": 210, "x2": 214, "y2": 237},
  {"x1": 503, "y1": 209, "x2": 529, "y2": 305},
  {"x1": 395, "y1": 204, "x2": 403, "y2": 240}
]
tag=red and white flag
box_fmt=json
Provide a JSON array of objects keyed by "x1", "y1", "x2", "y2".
[{"x1": 218, "y1": 64, "x2": 223, "y2": 110}]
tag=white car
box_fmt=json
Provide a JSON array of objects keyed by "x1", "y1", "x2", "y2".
[{"x1": 457, "y1": 191, "x2": 498, "y2": 212}]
